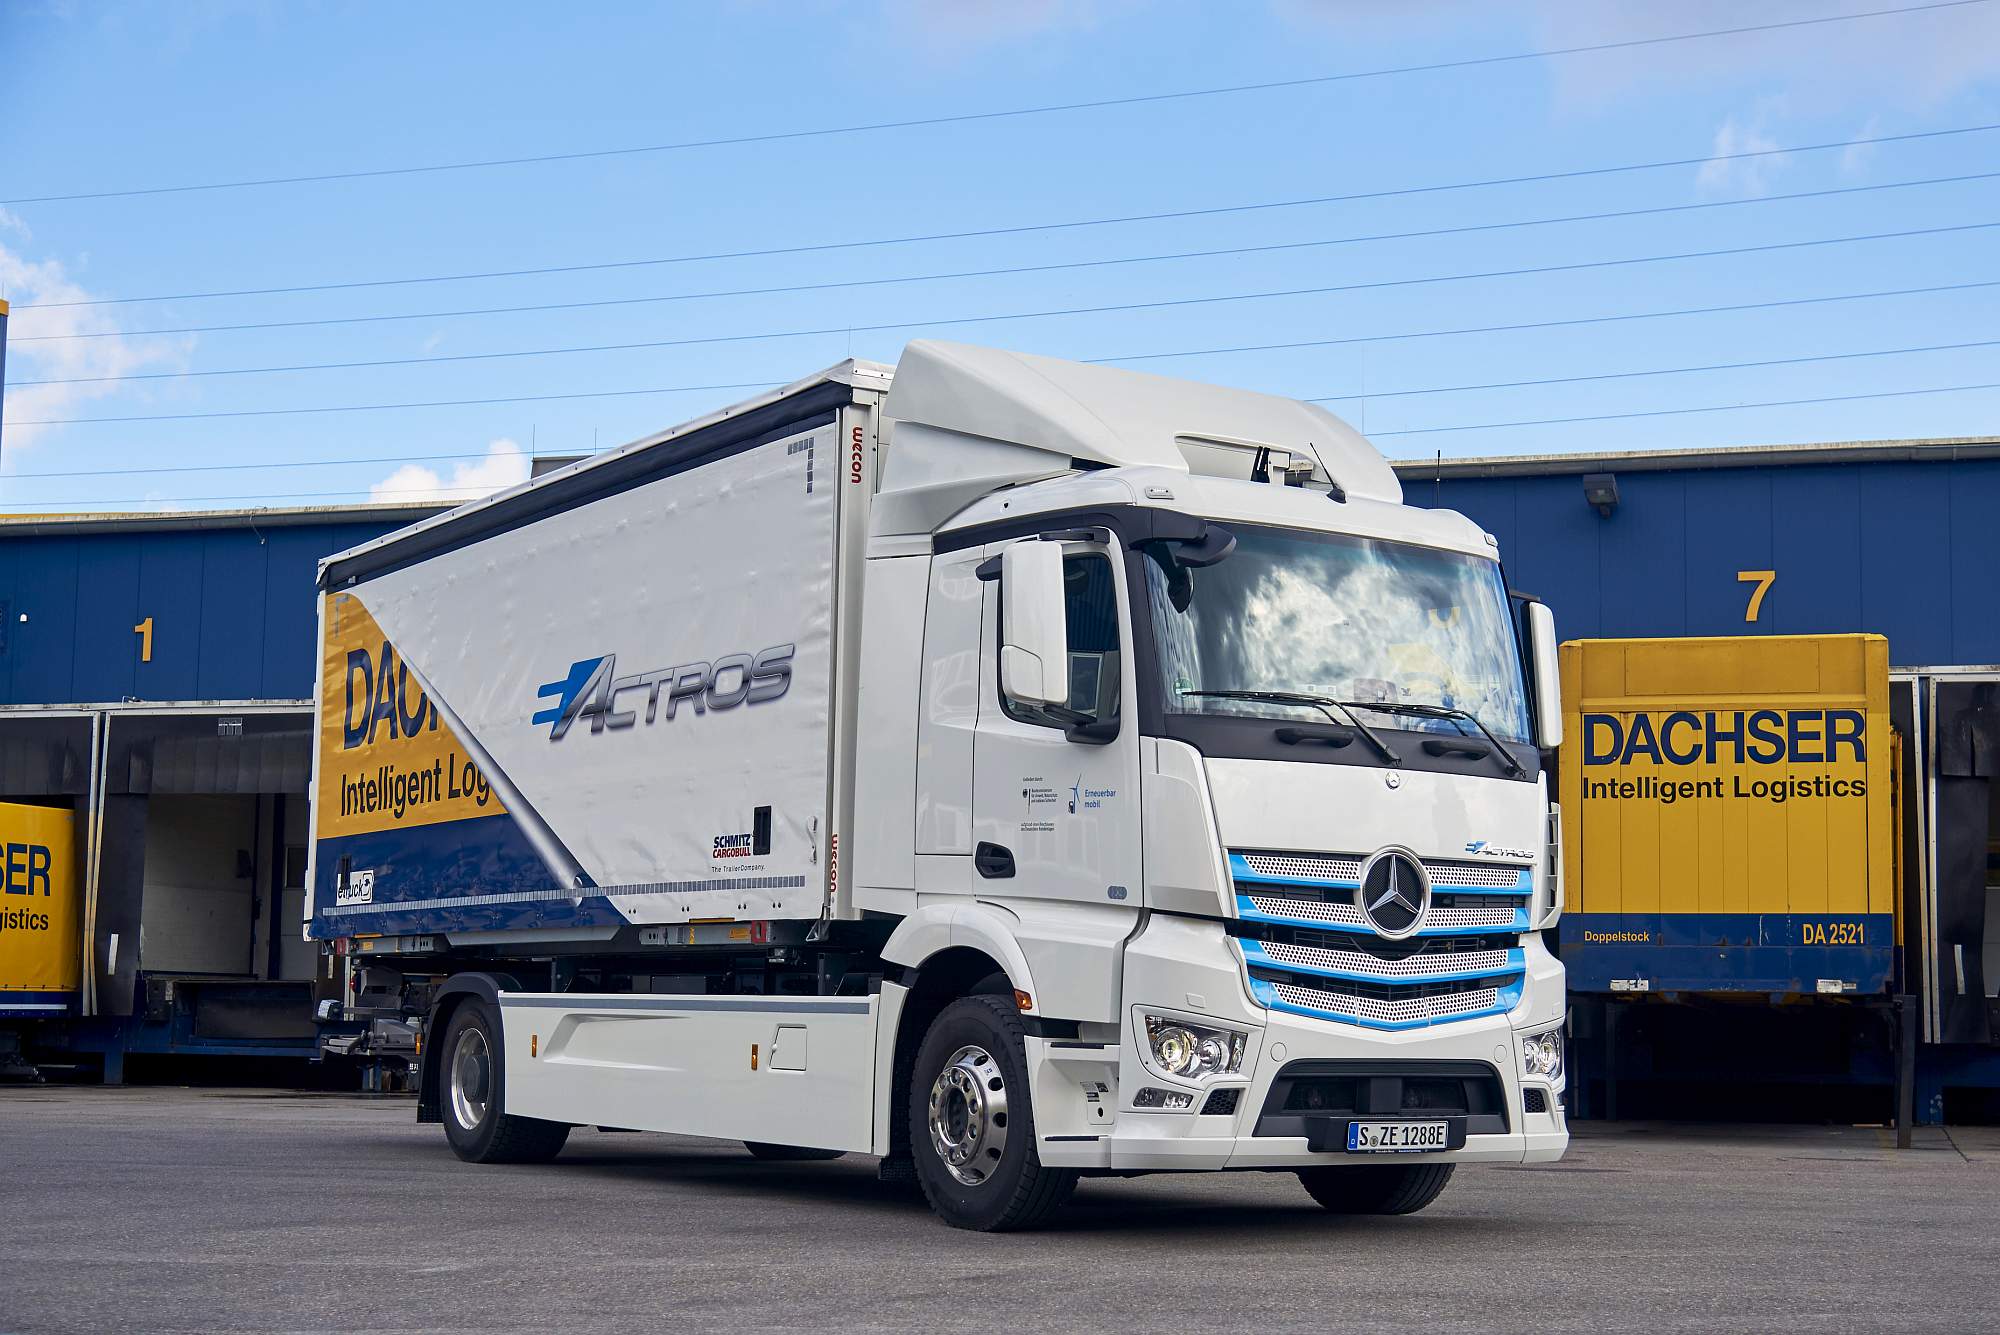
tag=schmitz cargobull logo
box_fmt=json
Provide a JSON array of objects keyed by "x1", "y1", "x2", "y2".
[{"x1": 533, "y1": 643, "x2": 794, "y2": 740}]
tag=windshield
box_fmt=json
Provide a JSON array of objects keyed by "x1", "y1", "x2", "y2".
[{"x1": 1145, "y1": 524, "x2": 1531, "y2": 743}]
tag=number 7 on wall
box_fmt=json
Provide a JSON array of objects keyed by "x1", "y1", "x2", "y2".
[{"x1": 1737, "y1": 570, "x2": 1776, "y2": 623}]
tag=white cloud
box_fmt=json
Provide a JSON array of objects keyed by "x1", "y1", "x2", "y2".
[
  {"x1": 369, "y1": 438, "x2": 529, "y2": 505},
  {"x1": 0, "y1": 240, "x2": 195, "y2": 455},
  {"x1": 1696, "y1": 110, "x2": 1786, "y2": 197}
]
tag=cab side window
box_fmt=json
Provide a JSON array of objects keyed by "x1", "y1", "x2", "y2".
[{"x1": 1003, "y1": 552, "x2": 1122, "y2": 731}]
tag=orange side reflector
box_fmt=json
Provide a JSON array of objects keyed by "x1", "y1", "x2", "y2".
[
  {"x1": 1014, "y1": 989, "x2": 1033, "y2": 1013},
  {"x1": 751, "y1": 1043, "x2": 760, "y2": 1071},
  {"x1": 530, "y1": 1034, "x2": 539, "y2": 1059}
]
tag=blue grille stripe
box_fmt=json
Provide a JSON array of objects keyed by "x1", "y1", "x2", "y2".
[
  {"x1": 1226, "y1": 852, "x2": 1529, "y2": 896},
  {"x1": 1234, "y1": 894, "x2": 1530, "y2": 938},
  {"x1": 1248, "y1": 976, "x2": 1525, "y2": 1032},
  {"x1": 1238, "y1": 939, "x2": 1525, "y2": 986}
]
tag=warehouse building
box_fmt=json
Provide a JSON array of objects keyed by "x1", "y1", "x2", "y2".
[
  {"x1": 1401, "y1": 436, "x2": 2000, "y2": 1119},
  {"x1": 4, "y1": 434, "x2": 1997, "y2": 1113},
  {"x1": 0, "y1": 503, "x2": 437, "y2": 1079}
]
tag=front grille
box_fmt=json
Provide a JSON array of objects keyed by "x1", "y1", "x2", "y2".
[
  {"x1": 1240, "y1": 851, "x2": 1363, "y2": 882},
  {"x1": 1237, "y1": 850, "x2": 1529, "y2": 890},
  {"x1": 1267, "y1": 978, "x2": 1503, "y2": 1026},
  {"x1": 1244, "y1": 891, "x2": 1366, "y2": 927},
  {"x1": 1234, "y1": 846, "x2": 1529, "y2": 1029},
  {"x1": 1257, "y1": 939, "x2": 1514, "y2": 979},
  {"x1": 1426, "y1": 861, "x2": 1530, "y2": 888},
  {"x1": 1267, "y1": 926, "x2": 1515, "y2": 956},
  {"x1": 1244, "y1": 892, "x2": 1520, "y2": 932}
]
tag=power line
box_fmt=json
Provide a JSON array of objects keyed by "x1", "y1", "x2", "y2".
[
  {"x1": 1370, "y1": 380, "x2": 2000, "y2": 437},
  {"x1": 5, "y1": 380, "x2": 778, "y2": 426},
  {"x1": 9, "y1": 336, "x2": 1995, "y2": 479},
  {"x1": 5, "y1": 452, "x2": 500, "y2": 480},
  {"x1": 1311, "y1": 337, "x2": 2000, "y2": 401},
  {"x1": 5, "y1": 0, "x2": 1984, "y2": 207},
  {"x1": 17, "y1": 122, "x2": 1998, "y2": 313},
  {"x1": 10, "y1": 219, "x2": 1996, "y2": 402},
  {"x1": 15, "y1": 171, "x2": 1996, "y2": 360},
  {"x1": 14, "y1": 377, "x2": 2000, "y2": 509},
  {"x1": 15, "y1": 277, "x2": 1998, "y2": 426}
]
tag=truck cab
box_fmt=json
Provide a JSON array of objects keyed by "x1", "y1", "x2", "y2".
[{"x1": 850, "y1": 344, "x2": 1568, "y2": 1196}]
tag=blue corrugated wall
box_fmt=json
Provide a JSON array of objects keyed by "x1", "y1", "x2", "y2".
[
  {"x1": 1417, "y1": 457, "x2": 2000, "y2": 668},
  {"x1": 2, "y1": 457, "x2": 1993, "y2": 708},
  {"x1": 0, "y1": 519, "x2": 408, "y2": 705}
]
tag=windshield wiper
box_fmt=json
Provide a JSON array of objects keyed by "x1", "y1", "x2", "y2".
[
  {"x1": 1334, "y1": 700, "x2": 1527, "y2": 778},
  {"x1": 1179, "y1": 689, "x2": 1400, "y2": 765}
]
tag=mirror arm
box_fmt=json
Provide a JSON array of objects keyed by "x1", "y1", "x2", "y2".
[{"x1": 1064, "y1": 718, "x2": 1120, "y2": 746}]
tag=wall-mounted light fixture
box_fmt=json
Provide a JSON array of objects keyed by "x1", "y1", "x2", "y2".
[{"x1": 1582, "y1": 472, "x2": 1619, "y2": 518}]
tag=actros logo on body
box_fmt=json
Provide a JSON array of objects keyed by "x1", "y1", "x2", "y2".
[{"x1": 534, "y1": 643, "x2": 795, "y2": 740}]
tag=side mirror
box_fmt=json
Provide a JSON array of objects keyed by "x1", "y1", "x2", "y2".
[
  {"x1": 999, "y1": 541, "x2": 1069, "y2": 708},
  {"x1": 1525, "y1": 601, "x2": 1562, "y2": 750}
]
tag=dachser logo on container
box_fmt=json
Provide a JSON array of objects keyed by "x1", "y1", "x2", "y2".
[
  {"x1": 533, "y1": 644, "x2": 794, "y2": 740},
  {"x1": 341, "y1": 637, "x2": 439, "y2": 749},
  {"x1": 1581, "y1": 708, "x2": 1869, "y2": 805}
]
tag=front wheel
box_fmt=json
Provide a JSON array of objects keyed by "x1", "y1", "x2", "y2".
[
  {"x1": 909, "y1": 994, "x2": 1077, "y2": 1231},
  {"x1": 1297, "y1": 1162, "x2": 1455, "y2": 1215},
  {"x1": 437, "y1": 998, "x2": 570, "y2": 1164}
]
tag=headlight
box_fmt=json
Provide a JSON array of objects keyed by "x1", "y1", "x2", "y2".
[
  {"x1": 1142, "y1": 1014, "x2": 1247, "y2": 1080},
  {"x1": 1521, "y1": 1026, "x2": 1564, "y2": 1080}
]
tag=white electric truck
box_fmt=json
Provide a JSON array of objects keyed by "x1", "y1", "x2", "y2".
[{"x1": 306, "y1": 341, "x2": 1568, "y2": 1230}]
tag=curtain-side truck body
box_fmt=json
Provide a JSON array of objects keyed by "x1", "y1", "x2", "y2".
[{"x1": 305, "y1": 342, "x2": 1568, "y2": 1229}]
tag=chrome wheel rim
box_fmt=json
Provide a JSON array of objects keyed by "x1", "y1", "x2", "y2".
[
  {"x1": 448, "y1": 1024, "x2": 492, "y2": 1131},
  {"x1": 928, "y1": 1044, "x2": 1009, "y2": 1187}
]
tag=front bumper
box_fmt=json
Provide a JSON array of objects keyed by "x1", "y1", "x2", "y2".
[{"x1": 1033, "y1": 914, "x2": 1568, "y2": 1172}]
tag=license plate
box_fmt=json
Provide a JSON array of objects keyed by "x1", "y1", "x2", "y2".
[{"x1": 1346, "y1": 1120, "x2": 1449, "y2": 1153}]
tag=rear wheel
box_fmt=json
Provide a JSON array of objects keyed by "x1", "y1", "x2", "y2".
[
  {"x1": 908, "y1": 994, "x2": 1077, "y2": 1231},
  {"x1": 1297, "y1": 1162, "x2": 1455, "y2": 1215},
  {"x1": 438, "y1": 998, "x2": 570, "y2": 1164},
  {"x1": 743, "y1": 1142, "x2": 846, "y2": 1161}
]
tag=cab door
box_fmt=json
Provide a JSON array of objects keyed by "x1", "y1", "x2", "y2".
[{"x1": 969, "y1": 537, "x2": 1144, "y2": 907}]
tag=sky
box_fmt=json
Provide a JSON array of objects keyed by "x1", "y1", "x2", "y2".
[{"x1": 0, "y1": 0, "x2": 1997, "y2": 513}]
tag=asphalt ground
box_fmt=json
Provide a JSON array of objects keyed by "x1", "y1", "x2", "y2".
[{"x1": 2, "y1": 1087, "x2": 1996, "y2": 1335}]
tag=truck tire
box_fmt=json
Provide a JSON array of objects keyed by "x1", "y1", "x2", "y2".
[
  {"x1": 743, "y1": 1142, "x2": 846, "y2": 1161},
  {"x1": 908, "y1": 994, "x2": 1077, "y2": 1231},
  {"x1": 438, "y1": 998, "x2": 570, "y2": 1165},
  {"x1": 1296, "y1": 1162, "x2": 1455, "y2": 1215}
]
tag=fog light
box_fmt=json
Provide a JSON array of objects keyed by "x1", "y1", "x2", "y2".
[
  {"x1": 1522, "y1": 1026, "x2": 1564, "y2": 1080},
  {"x1": 1133, "y1": 1087, "x2": 1195, "y2": 1110}
]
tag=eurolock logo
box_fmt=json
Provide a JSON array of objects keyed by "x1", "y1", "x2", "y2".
[{"x1": 534, "y1": 643, "x2": 795, "y2": 740}]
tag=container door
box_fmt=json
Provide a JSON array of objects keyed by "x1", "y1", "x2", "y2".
[{"x1": 1928, "y1": 678, "x2": 2000, "y2": 1045}]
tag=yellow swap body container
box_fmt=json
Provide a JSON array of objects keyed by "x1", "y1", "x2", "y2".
[
  {"x1": 1558, "y1": 634, "x2": 1895, "y2": 996},
  {"x1": 0, "y1": 802, "x2": 80, "y2": 1014}
]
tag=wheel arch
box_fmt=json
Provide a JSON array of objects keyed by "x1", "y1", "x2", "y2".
[{"x1": 416, "y1": 972, "x2": 523, "y2": 1125}]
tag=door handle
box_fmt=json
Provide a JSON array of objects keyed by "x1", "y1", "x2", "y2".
[{"x1": 974, "y1": 842, "x2": 1015, "y2": 879}]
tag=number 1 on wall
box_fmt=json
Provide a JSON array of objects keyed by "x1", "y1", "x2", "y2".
[{"x1": 133, "y1": 616, "x2": 154, "y2": 663}]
